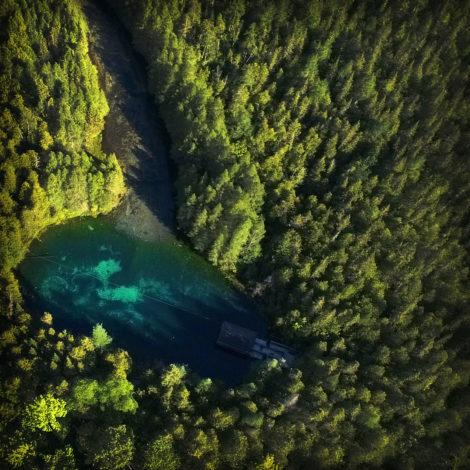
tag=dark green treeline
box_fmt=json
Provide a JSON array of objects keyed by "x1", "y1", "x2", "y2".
[{"x1": 1, "y1": 0, "x2": 469, "y2": 468}]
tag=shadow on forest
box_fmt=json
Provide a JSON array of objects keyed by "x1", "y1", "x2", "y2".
[{"x1": 83, "y1": 0, "x2": 176, "y2": 232}]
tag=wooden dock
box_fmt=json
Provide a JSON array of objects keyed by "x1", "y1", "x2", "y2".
[{"x1": 216, "y1": 321, "x2": 296, "y2": 367}]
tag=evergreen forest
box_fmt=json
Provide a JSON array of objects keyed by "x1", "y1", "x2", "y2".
[{"x1": 1, "y1": 0, "x2": 469, "y2": 468}]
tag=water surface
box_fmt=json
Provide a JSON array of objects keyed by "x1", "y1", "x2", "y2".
[{"x1": 19, "y1": 218, "x2": 266, "y2": 384}]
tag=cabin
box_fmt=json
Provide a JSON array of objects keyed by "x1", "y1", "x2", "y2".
[{"x1": 216, "y1": 321, "x2": 296, "y2": 367}]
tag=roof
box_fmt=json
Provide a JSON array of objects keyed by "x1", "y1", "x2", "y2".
[{"x1": 216, "y1": 321, "x2": 258, "y2": 355}]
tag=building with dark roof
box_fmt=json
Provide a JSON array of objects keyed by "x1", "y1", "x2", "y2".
[
  {"x1": 216, "y1": 321, "x2": 258, "y2": 356},
  {"x1": 216, "y1": 321, "x2": 297, "y2": 367}
]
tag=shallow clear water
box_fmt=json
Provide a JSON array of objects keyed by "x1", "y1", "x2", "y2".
[{"x1": 19, "y1": 218, "x2": 266, "y2": 384}]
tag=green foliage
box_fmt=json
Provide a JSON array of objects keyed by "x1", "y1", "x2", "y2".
[
  {"x1": 3, "y1": 433, "x2": 36, "y2": 469},
  {"x1": 72, "y1": 377, "x2": 138, "y2": 414},
  {"x1": 22, "y1": 393, "x2": 67, "y2": 432},
  {"x1": 80, "y1": 425, "x2": 134, "y2": 470},
  {"x1": 1, "y1": 0, "x2": 470, "y2": 468},
  {"x1": 142, "y1": 434, "x2": 180, "y2": 470},
  {"x1": 92, "y1": 323, "x2": 113, "y2": 350},
  {"x1": 71, "y1": 379, "x2": 100, "y2": 413},
  {"x1": 42, "y1": 446, "x2": 76, "y2": 470}
]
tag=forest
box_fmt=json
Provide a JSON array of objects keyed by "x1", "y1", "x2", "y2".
[{"x1": 1, "y1": 0, "x2": 470, "y2": 468}]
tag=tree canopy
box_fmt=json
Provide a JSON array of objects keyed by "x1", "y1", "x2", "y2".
[
  {"x1": 1, "y1": 0, "x2": 469, "y2": 468},
  {"x1": 92, "y1": 323, "x2": 113, "y2": 350}
]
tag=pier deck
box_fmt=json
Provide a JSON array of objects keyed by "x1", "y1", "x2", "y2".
[{"x1": 216, "y1": 321, "x2": 296, "y2": 367}]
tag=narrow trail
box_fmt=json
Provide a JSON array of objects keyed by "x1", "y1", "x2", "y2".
[{"x1": 83, "y1": 1, "x2": 176, "y2": 241}]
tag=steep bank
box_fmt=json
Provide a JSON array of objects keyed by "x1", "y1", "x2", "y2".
[{"x1": 83, "y1": 1, "x2": 175, "y2": 241}]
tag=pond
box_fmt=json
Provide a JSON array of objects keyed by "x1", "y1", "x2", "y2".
[
  {"x1": 18, "y1": 1, "x2": 267, "y2": 385},
  {"x1": 19, "y1": 217, "x2": 266, "y2": 384}
]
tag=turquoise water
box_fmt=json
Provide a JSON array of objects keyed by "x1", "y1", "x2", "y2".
[{"x1": 19, "y1": 218, "x2": 266, "y2": 384}]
